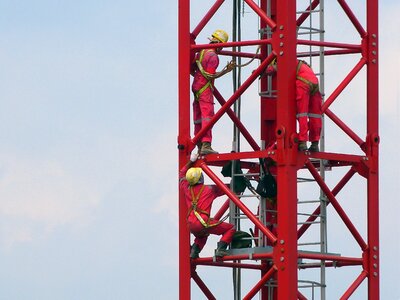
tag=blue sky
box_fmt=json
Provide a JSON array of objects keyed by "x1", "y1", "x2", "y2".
[{"x1": 0, "y1": 0, "x2": 398, "y2": 299}]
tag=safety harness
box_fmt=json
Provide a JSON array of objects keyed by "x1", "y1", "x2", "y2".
[
  {"x1": 194, "y1": 49, "x2": 215, "y2": 100},
  {"x1": 296, "y1": 60, "x2": 320, "y2": 96},
  {"x1": 187, "y1": 185, "x2": 227, "y2": 228}
]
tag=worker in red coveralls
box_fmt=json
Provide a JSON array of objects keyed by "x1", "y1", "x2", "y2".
[
  {"x1": 266, "y1": 58, "x2": 322, "y2": 152},
  {"x1": 192, "y1": 29, "x2": 235, "y2": 155},
  {"x1": 179, "y1": 152, "x2": 236, "y2": 259}
]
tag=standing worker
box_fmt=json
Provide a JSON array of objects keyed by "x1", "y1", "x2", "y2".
[
  {"x1": 266, "y1": 59, "x2": 322, "y2": 152},
  {"x1": 192, "y1": 29, "x2": 235, "y2": 155},
  {"x1": 179, "y1": 153, "x2": 236, "y2": 259}
]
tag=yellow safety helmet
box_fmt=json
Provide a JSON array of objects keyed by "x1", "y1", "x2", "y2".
[
  {"x1": 186, "y1": 167, "x2": 203, "y2": 186},
  {"x1": 211, "y1": 29, "x2": 229, "y2": 43}
]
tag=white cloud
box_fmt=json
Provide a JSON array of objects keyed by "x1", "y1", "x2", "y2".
[{"x1": 0, "y1": 154, "x2": 101, "y2": 248}]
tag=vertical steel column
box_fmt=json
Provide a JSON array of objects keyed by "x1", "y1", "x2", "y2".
[
  {"x1": 260, "y1": 0, "x2": 277, "y2": 147},
  {"x1": 318, "y1": 1, "x2": 327, "y2": 299},
  {"x1": 274, "y1": 1, "x2": 298, "y2": 299},
  {"x1": 178, "y1": 0, "x2": 191, "y2": 298},
  {"x1": 366, "y1": 0, "x2": 379, "y2": 298},
  {"x1": 231, "y1": 2, "x2": 242, "y2": 299},
  {"x1": 259, "y1": 1, "x2": 273, "y2": 298}
]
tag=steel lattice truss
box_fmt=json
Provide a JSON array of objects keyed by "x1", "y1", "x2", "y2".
[{"x1": 178, "y1": 0, "x2": 379, "y2": 299}]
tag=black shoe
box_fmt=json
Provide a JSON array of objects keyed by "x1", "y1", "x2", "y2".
[
  {"x1": 308, "y1": 141, "x2": 319, "y2": 152},
  {"x1": 298, "y1": 142, "x2": 307, "y2": 151},
  {"x1": 215, "y1": 241, "x2": 229, "y2": 257},
  {"x1": 190, "y1": 244, "x2": 201, "y2": 259}
]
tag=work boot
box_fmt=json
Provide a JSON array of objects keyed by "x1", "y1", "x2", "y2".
[
  {"x1": 215, "y1": 241, "x2": 229, "y2": 257},
  {"x1": 200, "y1": 142, "x2": 218, "y2": 155},
  {"x1": 190, "y1": 244, "x2": 201, "y2": 259},
  {"x1": 196, "y1": 142, "x2": 202, "y2": 154},
  {"x1": 298, "y1": 141, "x2": 307, "y2": 151},
  {"x1": 308, "y1": 141, "x2": 319, "y2": 152}
]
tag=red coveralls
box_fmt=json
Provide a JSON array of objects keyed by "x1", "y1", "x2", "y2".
[
  {"x1": 296, "y1": 60, "x2": 322, "y2": 143},
  {"x1": 179, "y1": 165, "x2": 235, "y2": 251},
  {"x1": 192, "y1": 49, "x2": 219, "y2": 144},
  {"x1": 265, "y1": 60, "x2": 322, "y2": 144}
]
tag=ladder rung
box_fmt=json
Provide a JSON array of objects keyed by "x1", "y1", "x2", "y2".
[
  {"x1": 297, "y1": 177, "x2": 316, "y2": 182},
  {"x1": 298, "y1": 199, "x2": 321, "y2": 204},
  {"x1": 233, "y1": 172, "x2": 259, "y2": 177},
  {"x1": 297, "y1": 221, "x2": 321, "y2": 225},
  {"x1": 296, "y1": 9, "x2": 322, "y2": 14},
  {"x1": 298, "y1": 212, "x2": 321, "y2": 217},
  {"x1": 298, "y1": 241, "x2": 322, "y2": 246},
  {"x1": 259, "y1": 91, "x2": 277, "y2": 97},
  {"x1": 237, "y1": 194, "x2": 261, "y2": 199},
  {"x1": 297, "y1": 27, "x2": 324, "y2": 34}
]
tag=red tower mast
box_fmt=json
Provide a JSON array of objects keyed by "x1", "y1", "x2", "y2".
[{"x1": 178, "y1": 0, "x2": 379, "y2": 299}]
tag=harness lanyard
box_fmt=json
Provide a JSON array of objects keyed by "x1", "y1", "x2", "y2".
[
  {"x1": 296, "y1": 60, "x2": 320, "y2": 96},
  {"x1": 188, "y1": 185, "x2": 225, "y2": 228},
  {"x1": 194, "y1": 49, "x2": 215, "y2": 100}
]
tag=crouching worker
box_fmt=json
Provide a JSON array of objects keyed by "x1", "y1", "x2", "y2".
[{"x1": 179, "y1": 153, "x2": 236, "y2": 259}]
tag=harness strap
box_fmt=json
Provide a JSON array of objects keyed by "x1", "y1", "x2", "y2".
[
  {"x1": 187, "y1": 185, "x2": 226, "y2": 228},
  {"x1": 194, "y1": 49, "x2": 215, "y2": 100},
  {"x1": 296, "y1": 60, "x2": 320, "y2": 96},
  {"x1": 194, "y1": 81, "x2": 212, "y2": 100}
]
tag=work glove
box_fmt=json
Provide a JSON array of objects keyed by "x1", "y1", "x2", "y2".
[
  {"x1": 190, "y1": 152, "x2": 199, "y2": 162},
  {"x1": 226, "y1": 60, "x2": 236, "y2": 71},
  {"x1": 265, "y1": 64, "x2": 276, "y2": 75}
]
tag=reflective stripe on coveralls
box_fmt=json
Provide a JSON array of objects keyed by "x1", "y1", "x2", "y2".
[
  {"x1": 194, "y1": 49, "x2": 215, "y2": 100},
  {"x1": 296, "y1": 112, "x2": 322, "y2": 119},
  {"x1": 193, "y1": 117, "x2": 211, "y2": 125}
]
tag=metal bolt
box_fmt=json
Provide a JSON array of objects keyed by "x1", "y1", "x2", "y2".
[
  {"x1": 280, "y1": 240, "x2": 285, "y2": 244},
  {"x1": 280, "y1": 25, "x2": 284, "y2": 30},
  {"x1": 372, "y1": 34, "x2": 376, "y2": 38},
  {"x1": 373, "y1": 272, "x2": 378, "y2": 277},
  {"x1": 372, "y1": 42, "x2": 376, "y2": 46},
  {"x1": 280, "y1": 257, "x2": 285, "y2": 262},
  {"x1": 279, "y1": 51, "x2": 284, "y2": 56},
  {"x1": 373, "y1": 255, "x2": 377, "y2": 259},
  {"x1": 280, "y1": 42, "x2": 284, "y2": 47},
  {"x1": 272, "y1": 151, "x2": 275, "y2": 155},
  {"x1": 373, "y1": 263, "x2": 377, "y2": 268},
  {"x1": 372, "y1": 50, "x2": 376, "y2": 55},
  {"x1": 279, "y1": 34, "x2": 284, "y2": 38},
  {"x1": 372, "y1": 59, "x2": 377, "y2": 64},
  {"x1": 373, "y1": 246, "x2": 378, "y2": 251}
]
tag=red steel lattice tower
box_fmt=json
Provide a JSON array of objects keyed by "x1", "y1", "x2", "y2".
[{"x1": 178, "y1": 0, "x2": 379, "y2": 299}]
